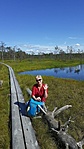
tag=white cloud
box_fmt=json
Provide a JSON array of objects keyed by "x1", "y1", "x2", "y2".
[
  {"x1": 18, "y1": 44, "x2": 55, "y2": 54},
  {"x1": 75, "y1": 43, "x2": 80, "y2": 47},
  {"x1": 16, "y1": 42, "x2": 84, "y2": 54},
  {"x1": 69, "y1": 36, "x2": 77, "y2": 39}
]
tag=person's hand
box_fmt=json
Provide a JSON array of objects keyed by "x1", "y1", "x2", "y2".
[
  {"x1": 36, "y1": 97, "x2": 41, "y2": 101},
  {"x1": 44, "y1": 84, "x2": 48, "y2": 90}
]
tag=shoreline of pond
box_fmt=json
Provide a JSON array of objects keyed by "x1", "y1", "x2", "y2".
[{"x1": 19, "y1": 64, "x2": 84, "y2": 81}]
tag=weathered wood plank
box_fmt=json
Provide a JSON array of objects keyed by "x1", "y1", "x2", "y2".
[
  {"x1": 11, "y1": 93, "x2": 25, "y2": 149},
  {"x1": 8, "y1": 64, "x2": 40, "y2": 149},
  {"x1": 9, "y1": 68, "x2": 25, "y2": 149},
  {"x1": 14, "y1": 77, "x2": 40, "y2": 149},
  {"x1": 0, "y1": 62, "x2": 40, "y2": 149}
]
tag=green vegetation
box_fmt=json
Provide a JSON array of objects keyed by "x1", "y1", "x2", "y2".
[
  {"x1": 0, "y1": 65, "x2": 10, "y2": 149},
  {"x1": 3, "y1": 56, "x2": 84, "y2": 73},
  {"x1": 0, "y1": 58, "x2": 84, "y2": 149},
  {"x1": 17, "y1": 75, "x2": 84, "y2": 149}
]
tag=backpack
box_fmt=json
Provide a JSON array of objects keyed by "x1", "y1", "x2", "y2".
[{"x1": 27, "y1": 98, "x2": 44, "y2": 117}]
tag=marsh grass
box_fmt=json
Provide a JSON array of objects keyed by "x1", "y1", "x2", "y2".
[
  {"x1": 0, "y1": 65, "x2": 10, "y2": 149},
  {"x1": 0, "y1": 59, "x2": 84, "y2": 149},
  {"x1": 16, "y1": 74, "x2": 84, "y2": 149},
  {"x1": 4, "y1": 58, "x2": 84, "y2": 73}
]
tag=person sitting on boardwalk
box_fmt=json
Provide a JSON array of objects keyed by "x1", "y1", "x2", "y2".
[
  {"x1": 26, "y1": 75, "x2": 48, "y2": 116},
  {"x1": 32, "y1": 75, "x2": 48, "y2": 102}
]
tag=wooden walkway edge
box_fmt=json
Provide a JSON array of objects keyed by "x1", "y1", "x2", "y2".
[{"x1": 0, "y1": 63, "x2": 40, "y2": 149}]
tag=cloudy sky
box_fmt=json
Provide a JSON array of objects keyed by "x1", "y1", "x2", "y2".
[{"x1": 0, "y1": 0, "x2": 84, "y2": 54}]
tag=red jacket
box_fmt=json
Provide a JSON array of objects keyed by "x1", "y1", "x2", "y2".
[{"x1": 32, "y1": 83, "x2": 48, "y2": 102}]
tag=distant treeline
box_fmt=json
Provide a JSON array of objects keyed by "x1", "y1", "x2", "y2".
[
  {"x1": 0, "y1": 50, "x2": 84, "y2": 62},
  {"x1": 0, "y1": 43, "x2": 84, "y2": 61}
]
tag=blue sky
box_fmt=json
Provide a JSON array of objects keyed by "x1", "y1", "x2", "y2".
[{"x1": 0, "y1": 0, "x2": 84, "y2": 54}]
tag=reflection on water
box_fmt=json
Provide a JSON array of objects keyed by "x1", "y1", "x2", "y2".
[
  {"x1": 53, "y1": 64, "x2": 84, "y2": 81},
  {"x1": 19, "y1": 64, "x2": 84, "y2": 81}
]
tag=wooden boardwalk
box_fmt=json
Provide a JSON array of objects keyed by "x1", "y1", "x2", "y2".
[{"x1": 1, "y1": 63, "x2": 40, "y2": 149}]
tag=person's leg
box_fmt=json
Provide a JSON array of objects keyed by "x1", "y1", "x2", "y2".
[
  {"x1": 42, "y1": 102, "x2": 47, "y2": 112},
  {"x1": 25, "y1": 100, "x2": 30, "y2": 109}
]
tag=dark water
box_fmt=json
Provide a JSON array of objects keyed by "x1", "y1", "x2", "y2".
[{"x1": 19, "y1": 64, "x2": 84, "y2": 81}]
